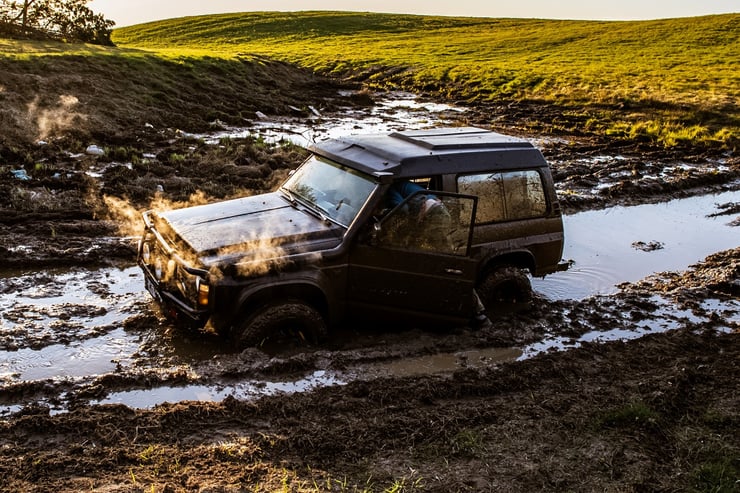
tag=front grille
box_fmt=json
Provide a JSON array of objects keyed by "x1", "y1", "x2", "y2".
[{"x1": 141, "y1": 234, "x2": 197, "y2": 308}]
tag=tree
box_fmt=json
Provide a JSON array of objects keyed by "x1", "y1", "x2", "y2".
[
  {"x1": 0, "y1": 1, "x2": 36, "y2": 29},
  {"x1": 0, "y1": 0, "x2": 115, "y2": 45}
]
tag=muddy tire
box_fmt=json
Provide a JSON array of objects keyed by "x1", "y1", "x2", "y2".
[
  {"x1": 235, "y1": 300, "x2": 328, "y2": 350},
  {"x1": 478, "y1": 265, "x2": 532, "y2": 310}
]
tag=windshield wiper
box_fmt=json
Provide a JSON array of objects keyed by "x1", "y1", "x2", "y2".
[
  {"x1": 303, "y1": 202, "x2": 334, "y2": 225},
  {"x1": 280, "y1": 187, "x2": 298, "y2": 206},
  {"x1": 282, "y1": 187, "x2": 337, "y2": 225}
]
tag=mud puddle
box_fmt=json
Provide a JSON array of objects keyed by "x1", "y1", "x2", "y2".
[
  {"x1": 521, "y1": 295, "x2": 739, "y2": 359},
  {"x1": 90, "y1": 347, "x2": 523, "y2": 411},
  {"x1": 96, "y1": 370, "x2": 344, "y2": 410},
  {"x1": 195, "y1": 90, "x2": 466, "y2": 146},
  {"x1": 49, "y1": 287, "x2": 740, "y2": 413},
  {"x1": 533, "y1": 189, "x2": 740, "y2": 299},
  {"x1": 0, "y1": 265, "x2": 144, "y2": 354}
]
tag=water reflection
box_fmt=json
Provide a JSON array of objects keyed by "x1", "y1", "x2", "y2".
[
  {"x1": 534, "y1": 189, "x2": 740, "y2": 300},
  {"x1": 97, "y1": 370, "x2": 344, "y2": 409},
  {"x1": 199, "y1": 91, "x2": 466, "y2": 146}
]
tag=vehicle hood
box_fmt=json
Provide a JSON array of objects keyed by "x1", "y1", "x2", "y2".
[{"x1": 152, "y1": 192, "x2": 344, "y2": 264}]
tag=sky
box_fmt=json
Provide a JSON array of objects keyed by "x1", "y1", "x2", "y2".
[{"x1": 88, "y1": 0, "x2": 739, "y2": 27}]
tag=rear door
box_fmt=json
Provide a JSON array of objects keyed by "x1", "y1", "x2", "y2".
[{"x1": 347, "y1": 191, "x2": 478, "y2": 324}]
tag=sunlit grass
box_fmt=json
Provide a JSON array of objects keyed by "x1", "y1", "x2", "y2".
[
  {"x1": 111, "y1": 12, "x2": 740, "y2": 148},
  {"x1": 111, "y1": 12, "x2": 739, "y2": 106},
  {"x1": 0, "y1": 37, "x2": 140, "y2": 58},
  {"x1": 2, "y1": 11, "x2": 738, "y2": 148}
]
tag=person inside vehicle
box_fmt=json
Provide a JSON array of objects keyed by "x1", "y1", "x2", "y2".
[
  {"x1": 382, "y1": 180, "x2": 444, "y2": 222},
  {"x1": 373, "y1": 179, "x2": 450, "y2": 251}
]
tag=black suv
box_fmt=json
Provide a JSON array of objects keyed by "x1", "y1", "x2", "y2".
[{"x1": 138, "y1": 127, "x2": 565, "y2": 347}]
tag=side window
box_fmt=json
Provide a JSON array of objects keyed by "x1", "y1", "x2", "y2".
[
  {"x1": 503, "y1": 171, "x2": 547, "y2": 219},
  {"x1": 458, "y1": 173, "x2": 505, "y2": 223},
  {"x1": 458, "y1": 170, "x2": 547, "y2": 224},
  {"x1": 376, "y1": 191, "x2": 476, "y2": 256}
]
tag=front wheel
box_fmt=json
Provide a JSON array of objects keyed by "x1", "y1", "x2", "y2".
[
  {"x1": 234, "y1": 300, "x2": 328, "y2": 350},
  {"x1": 477, "y1": 265, "x2": 532, "y2": 310}
]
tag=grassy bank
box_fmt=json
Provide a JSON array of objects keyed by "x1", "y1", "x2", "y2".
[
  {"x1": 0, "y1": 39, "x2": 343, "y2": 147},
  {"x1": 112, "y1": 11, "x2": 739, "y2": 149}
]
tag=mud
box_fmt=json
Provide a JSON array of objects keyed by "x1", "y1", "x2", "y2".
[{"x1": 1, "y1": 76, "x2": 739, "y2": 490}]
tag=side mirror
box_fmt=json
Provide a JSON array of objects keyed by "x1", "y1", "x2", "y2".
[{"x1": 360, "y1": 221, "x2": 380, "y2": 246}]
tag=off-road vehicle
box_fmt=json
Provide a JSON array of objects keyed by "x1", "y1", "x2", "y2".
[{"x1": 137, "y1": 127, "x2": 566, "y2": 348}]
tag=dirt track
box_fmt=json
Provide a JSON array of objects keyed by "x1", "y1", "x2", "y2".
[{"x1": 0, "y1": 63, "x2": 739, "y2": 491}]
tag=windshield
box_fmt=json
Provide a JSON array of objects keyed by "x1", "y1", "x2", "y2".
[{"x1": 281, "y1": 155, "x2": 377, "y2": 227}]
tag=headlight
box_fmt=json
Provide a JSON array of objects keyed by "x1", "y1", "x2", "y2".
[
  {"x1": 154, "y1": 258, "x2": 163, "y2": 280},
  {"x1": 141, "y1": 242, "x2": 151, "y2": 263},
  {"x1": 165, "y1": 259, "x2": 177, "y2": 281}
]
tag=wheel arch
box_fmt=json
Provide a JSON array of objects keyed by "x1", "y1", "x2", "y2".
[
  {"x1": 236, "y1": 280, "x2": 331, "y2": 326},
  {"x1": 477, "y1": 251, "x2": 536, "y2": 284}
]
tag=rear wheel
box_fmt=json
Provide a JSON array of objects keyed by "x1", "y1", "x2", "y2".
[
  {"x1": 477, "y1": 265, "x2": 532, "y2": 310},
  {"x1": 235, "y1": 300, "x2": 328, "y2": 350}
]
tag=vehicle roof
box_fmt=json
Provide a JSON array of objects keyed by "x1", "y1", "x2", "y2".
[{"x1": 308, "y1": 127, "x2": 548, "y2": 179}]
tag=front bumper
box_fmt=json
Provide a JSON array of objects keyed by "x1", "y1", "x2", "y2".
[
  {"x1": 140, "y1": 264, "x2": 209, "y2": 324},
  {"x1": 138, "y1": 211, "x2": 210, "y2": 325}
]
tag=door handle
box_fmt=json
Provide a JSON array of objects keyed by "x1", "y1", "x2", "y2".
[{"x1": 445, "y1": 268, "x2": 463, "y2": 275}]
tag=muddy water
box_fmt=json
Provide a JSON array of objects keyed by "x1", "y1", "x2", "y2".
[
  {"x1": 95, "y1": 348, "x2": 524, "y2": 410},
  {"x1": 1, "y1": 189, "x2": 736, "y2": 415},
  {"x1": 1, "y1": 91, "x2": 737, "y2": 413},
  {"x1": 98, "y1": 370, "x2": 345, "y2": 410},
  {"x1": 200, "y1": 91, "x2": 466, "y2": 145},
  {"x1": 0, "y1": 267, "x2": 145, "y2": 380},
  {"x1": 521, "y1": 296, "x2": 739, "y2": 360},
  {"x1": 366, "y1": 347, "x2": 523, "y2": 377},
  {"x1": 534, "y1": 189, "x2": 740, "y2": 299}
]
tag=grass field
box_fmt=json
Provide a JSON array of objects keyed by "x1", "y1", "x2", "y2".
[
  {"x1": 112, "y1": 12, "x2": 739, "y2": 102},
  {"x1": 112, "y1": 11, "x2": 740, "y2": 148},
  {"x1": 3, "y1": 11, "x2": 739, "y2": 148}
]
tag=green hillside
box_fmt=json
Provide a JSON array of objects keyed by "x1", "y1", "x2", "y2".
[
  {"x1": 113, "y1": 11, "x2": 738, "y2": 101},
  {"x1": 2, "y1": 11, "x2": 737, "y2": 148},
  {"x1": 111, "y1": 11, "x2": 740, "y2": 148}
]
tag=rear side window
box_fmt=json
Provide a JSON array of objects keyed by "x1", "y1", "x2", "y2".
[{"x1": 458, "y1": 170, "x2": 547, "y2": 224}]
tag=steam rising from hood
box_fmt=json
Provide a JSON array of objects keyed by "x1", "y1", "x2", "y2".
[
  {"x1": 104, "y1": 191, "x2": 213, "y2": 237},
  {"x1": 212, "y1": 236, "x2": 290, "y2": 280},
  {"x1": 107, "y1": 189, "x2": 313, "y2": 279}
]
